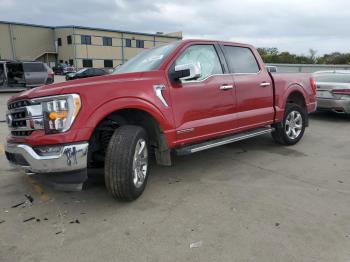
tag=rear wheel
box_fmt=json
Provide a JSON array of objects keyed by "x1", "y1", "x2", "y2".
[
  {"x1": 105, "y1": 125, "x2": 149, "y2": 201},
  {"x1": 272, "y1": 103, "x2": 307, "y2": 145}
]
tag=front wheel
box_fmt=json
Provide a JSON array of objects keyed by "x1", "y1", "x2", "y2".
[
  {"x1": 272, "y1": 103, "x2": 307, "y2": 145},
  {"x1": 105, "y1": 125, "x2": 149, "y2": 201}
]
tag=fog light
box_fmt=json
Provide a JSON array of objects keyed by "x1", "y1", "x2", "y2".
[{"x1": 34, "y1": 145, "x2": 62, "y2": 156}]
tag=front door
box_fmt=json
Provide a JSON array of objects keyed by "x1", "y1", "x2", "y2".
[{"x1": 169, "y1": 44, "x2": 237, "y2": 146}]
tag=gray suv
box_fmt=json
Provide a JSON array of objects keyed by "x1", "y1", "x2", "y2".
[
  {"x1": 22, "y1": 62, "x2": 54, "y2": 87},
  {"x1": 0, "y1": 61, "x2": 54, "y2": 90}
]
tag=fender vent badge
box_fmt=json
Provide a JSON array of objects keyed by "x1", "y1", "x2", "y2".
[{"x1": 153, "y1": 84, "x2": 168, "y2": 107}]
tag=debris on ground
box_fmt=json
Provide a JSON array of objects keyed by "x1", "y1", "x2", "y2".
[
  {"x1": 44, "y1": 218, "x2": 48, "y2": 221},
  {"x1": 69, "y1": 219, "x2": 80, "y2": 224},
  {"x1": 275, "y1": 222, "x2": 280, "y2": 227},
  {"x1": 23, "y1": 217, "x2": 36, "y2": 223},
  {"x1": 0, "y1": 220, "x2": 5, "y2": 224},
  {"x1": 55, "y1": 231, "x2": 62, "y2": 235},
  {"x1": 338, "y1": 180, "x2": 344, "y2": 184},
  {"x1": 36, "y1": 218, "x2": 41, "y2": 222},
  {"x1": 11, "y1": 194, "x2": 35, "y2": 209},
  {"x1": 168, "y1": 178, "x2": 182, "y2": 184},
  {"x1": 25, "y1": 194, "x2": 34, "y2": 203},
  {"x1": 11, "y1": 201, "x2": 25, "y2": 208},
  {"x1": 190, "y1": 240, "x2": 202, "y2": 249}
]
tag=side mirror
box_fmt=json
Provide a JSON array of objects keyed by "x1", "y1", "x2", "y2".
[
  {"x1": 266, "y1": 66, "x2": 278, "y2": 73},
  {"x1": 171, "y1": 63, "x2": 201, "y2": 82}
]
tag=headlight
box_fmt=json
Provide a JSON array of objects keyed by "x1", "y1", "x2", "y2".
[{"x1": 32, "y1": 94, "x2": 81, "y2": 134}]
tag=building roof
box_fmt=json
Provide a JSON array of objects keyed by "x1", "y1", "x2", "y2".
[
  {"x1": 0, "y1": 20, "x2": 182, "y2": 39},
  {"x1": 0, "y1": 20, "x2": 53, "y2": 29}
]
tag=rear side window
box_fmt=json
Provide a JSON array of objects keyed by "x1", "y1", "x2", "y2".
[
  {"x1": 23, "y1": 63, "x2": 45, "y2": 72},
  {"x1": 175, "y1": 45, "x2": 223, "y2": 81},
  {"x1": 223, "y1": 46, "x2": 260, "y2": 74}
]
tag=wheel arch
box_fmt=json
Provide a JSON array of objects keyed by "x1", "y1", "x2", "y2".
[
  {"x1": 86, "y1": 98, "x2": 173, "y2": 167},
  {"x1": 276, "y1": 84, "x2": 308, "y2": 124}
]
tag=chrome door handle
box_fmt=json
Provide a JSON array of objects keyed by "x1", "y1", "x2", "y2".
[
  {"x1": 260, "y1": 82, "x2": 271, "y2": 87},
  {"x1": 220, "y1": 85, "x2": 233, "y2": 90}
]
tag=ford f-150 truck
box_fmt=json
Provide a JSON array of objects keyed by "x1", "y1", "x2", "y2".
[{"x1": 5, "y1": 40, "x2": 317, "y2": 201}]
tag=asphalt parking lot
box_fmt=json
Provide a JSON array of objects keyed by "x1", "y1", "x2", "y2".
[{"x1": 0, "y1": 88, "x2": 350, "y2": 261}]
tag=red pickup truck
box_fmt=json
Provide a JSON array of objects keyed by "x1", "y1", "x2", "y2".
[{"x1": 5, "y1": 40, "x2": 317, "y2": 201}]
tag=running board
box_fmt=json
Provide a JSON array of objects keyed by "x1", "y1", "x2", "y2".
[{"x1": 175, "y1": 127, "x2": 274, "y2": 156}]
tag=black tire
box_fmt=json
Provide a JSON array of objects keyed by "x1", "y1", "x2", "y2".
[
  {"x1": 105, "y1": 125, "x2": 149, "y2": 201},
  {"x1": 272, "y1": 103, "x2": 307, "y2": 145}
]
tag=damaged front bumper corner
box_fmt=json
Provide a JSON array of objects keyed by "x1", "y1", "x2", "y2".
[{"x1": 5, "y1": 142, "x2": 89, "y2": 190}]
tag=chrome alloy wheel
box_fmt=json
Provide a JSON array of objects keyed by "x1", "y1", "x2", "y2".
[
  {"x1": 285, "y1": 110, "x2": 303, "y2": 140},
  {"x1": 132, "y1": 139, "x2": 148, "y2": 188}
]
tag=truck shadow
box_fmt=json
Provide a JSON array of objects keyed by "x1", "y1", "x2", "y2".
[{"x1": 1, "y1": 129, "x2": 315, "y2": 233}]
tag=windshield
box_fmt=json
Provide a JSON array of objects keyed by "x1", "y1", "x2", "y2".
[
  {"x1": 76, "y1": 68, "x2": 88, "y2": 74},
  {"x1": 314, "y1": 73, "x2": 350, "y2": 83},
  {"x1": 113, "y1": 42, "x2": 179, "y2": 74}
]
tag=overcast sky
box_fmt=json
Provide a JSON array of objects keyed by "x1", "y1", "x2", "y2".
[{"x1": 1, "y1": 0, "x2": 349, "y2": 55}]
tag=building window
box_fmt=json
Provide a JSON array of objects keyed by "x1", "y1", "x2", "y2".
[
  {"x1": 103, "y1": 37, "x2": 112, "y2": 46},
  {"x1": 57, "y1": 38, "x2": 62, "y2": 46},
  {"x1": 82, "y1": 59, "x2": 93, "y2": 67},
  {"x1": 69, "y1": 59, "x2": 74, "y2": 66},
  {"x1": 104, "y1": 60, "x2": 113, "y2": 68},
  {"x1": 81, "y1": 35, "x2": 91, "y2": 45},
  {"x1": 125, "y1": 38, "x2": 132, "y2": 47},
  {"x1": 136, "y1": 40, "x2": 144, "y2": 48},
  {"x1": 67, "y1": 35, "x2": 72, "y2": 45}
]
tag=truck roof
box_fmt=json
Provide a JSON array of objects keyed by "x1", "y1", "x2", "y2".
[{"x1": 179, "y1": 39, "x2": 255, "y2": 49}]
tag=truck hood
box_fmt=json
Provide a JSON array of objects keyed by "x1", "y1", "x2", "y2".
[{"x1": 9, "y1": 71, "x2": 164, "y2": 102}]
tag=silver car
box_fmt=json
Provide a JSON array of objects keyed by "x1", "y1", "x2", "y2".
[{"x1": 313, "y1": 70, "x2": 350, "y2": 114}]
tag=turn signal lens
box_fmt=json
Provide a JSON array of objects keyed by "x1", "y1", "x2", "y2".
[
  {"x1": 73, "y1": 96, "x2": 81, "y2": 117},
  {"x1": 48, "y1": 111, "x2": 68, "y2": 120}
]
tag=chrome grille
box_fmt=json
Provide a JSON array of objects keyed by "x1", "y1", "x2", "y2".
[
  {"x1": 7, "y1": 100, "x2": 43, "y2": 137},
  {"x1": 8, "y1": 100, "x2": 31, "y2": 110}
]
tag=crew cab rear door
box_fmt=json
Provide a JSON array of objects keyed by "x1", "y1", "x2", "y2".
[
  {"x1": 168, "y1": 43, "x2": 237, "y2": 145},
  {"x1": 221, "y1": 45, "x2": 274, "y2": 130}
]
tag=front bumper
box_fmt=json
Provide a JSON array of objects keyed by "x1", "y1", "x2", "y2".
[
  {"x1": 5, "y1": 142, "x2": 89, "y2": 174},
  {"x1": 317, "y1": 98, "x2": 350, "y2": 114}
]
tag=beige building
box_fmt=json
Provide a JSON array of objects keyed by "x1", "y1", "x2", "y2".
[{"x1": 0, "y1": 21, "x2": 182, "y2": 69}]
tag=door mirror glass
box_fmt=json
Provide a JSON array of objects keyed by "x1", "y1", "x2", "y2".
[{"x1": 172, "y1": 63, "x2": 202, "y2": 81}]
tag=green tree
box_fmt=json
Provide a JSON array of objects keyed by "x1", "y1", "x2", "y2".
[{"x1": 257, "y1": 47, "x2": 350, "y2": 65}]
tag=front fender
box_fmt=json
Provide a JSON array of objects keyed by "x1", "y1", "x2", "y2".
[{"x1": 83, "y1": 97, "x2": 174, "y2": 137}]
